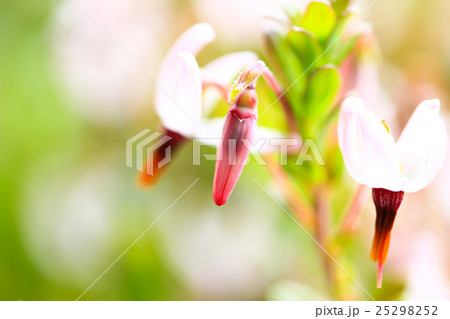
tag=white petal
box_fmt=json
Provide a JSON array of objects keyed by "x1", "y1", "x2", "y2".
[
  {"x1": 155, "y1": 52, "x2": 202, "y2": 136},
  {"x1": 397, "y1": 99, "x2": 448, "y2": 192},
  {"x1": 193, "y1": 118, "x2": 224, "y2": 146},
  {"x1": 165, "y1": 23, "x2": 215, "y2": 61},
  {"x1": 158, "y1": 24, "x2": 215, "y2": 90},
  {"x1": 155, "y1": 23, "x2": 215, "y2": 135},
  {"x1": 201, "y1": 51, "x2": 258, "y2": 88},
  {"x1": 338, "y1": 97, "x2": 403, "y2": 190}
]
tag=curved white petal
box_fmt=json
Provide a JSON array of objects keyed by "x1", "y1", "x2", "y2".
[
  {"x1": 157, "y1": 24, "x2": 215, "y2": 90},
  {"x1": 155, "y1": 23, "x2": 215, "y2": 135},
  {"x1": 165, "y1": 23, "x2": 215, "y2": 62},
  {"x1": 201, "y1": 51, "x2": 258, "y2": 88},
  {"x1": 155, "y1": 52, "x2": 202, "y2": 137},
  {"x1": 338, "y1": 97, "x2": 403, "y2": 190},
  {"x1": 397, "y1": 99, "x2": 448, "y2": 192},
  {"x1": 193, "y1": 118, "x2": 223, "y2": 146}
]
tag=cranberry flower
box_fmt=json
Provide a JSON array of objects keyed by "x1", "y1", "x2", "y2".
[
  {"x1": 338, "y1": 96, "x2": 447, "y2": 288},
  {"x1": 139, "y1": 23, "x2": 258, "y2": 186},
  {"x1": 141, "y1": 23, "x2": 287, "y2": 187}
]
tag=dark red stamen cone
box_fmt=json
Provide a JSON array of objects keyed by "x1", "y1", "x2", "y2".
[
  {"x1": 138, "y1": 129, "x2": 186, "y2": 187},
  {"x1": 370, "y1": 188, "x2": 404, "y2": 288}
]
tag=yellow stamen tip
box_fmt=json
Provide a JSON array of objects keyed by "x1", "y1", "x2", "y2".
[{"x1": 381, "y1": 119, "x2": 391, "y2": 134}]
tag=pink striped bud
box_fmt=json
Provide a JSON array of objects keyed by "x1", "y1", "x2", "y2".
[{"x1": 212, "y1": 88, "x2": 258, "y2": 206}]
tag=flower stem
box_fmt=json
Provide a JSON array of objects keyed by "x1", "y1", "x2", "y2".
[
  {"x1": 263, "y1": 156, "x2": 343, "y2": 299},
  {"x1": 339, "y1": 184, "x2": 370, "y2": 235},
  {"x1": 314, "y1": 186, "x2": 340, "y2": 299},
  {"x1": 263, "y1": 154, "x2": 315, "y2": 230},
  {"x1": 262, "y1": 68, "x2": 299, "y2": 136}
]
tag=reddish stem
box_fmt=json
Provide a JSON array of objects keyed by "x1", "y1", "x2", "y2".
[
  {"x1": 202, "y1": 81, "x2": 229, "y2": 102},
  {"x1": 339, "y1": 184, "x2": 370, "y2": 235},
  {"x1": 314, "y1": 186, "x2": 339, "y2": 298},
  {"x1": 262, "y1": 68, "x2": 299, "y2": 136},
  {"x1": 263, "y1": 155, "x2": 315, "y2": 230}
]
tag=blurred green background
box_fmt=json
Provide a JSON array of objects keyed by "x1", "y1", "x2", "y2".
[{"x1": 1, "y1": 0, "x2": 449, "y2": 300}]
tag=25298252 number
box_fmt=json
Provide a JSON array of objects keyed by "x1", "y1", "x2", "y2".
[{"x1": 375, "y1": 305, "x2": 437, "y2": 316}]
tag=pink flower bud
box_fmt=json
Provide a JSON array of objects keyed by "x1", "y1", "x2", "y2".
[{"x1": 212, "y1": 88, "x2": 258, "y2": 206}]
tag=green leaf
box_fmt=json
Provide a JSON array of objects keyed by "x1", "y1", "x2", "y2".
[
  {"x1": 329, "y1": 34, "x2": 360, "y2": 65},
  {"x1": 301, "y1": 1, "x2": 336, "y2": 43},
  {"x1": 330, "y1": 0, "x2": 350, "y2": 17},
  {"x1": 327, "y1": 9, "x2": 357, "y2": 46},
  {"x1": 254, "y1": 80, "x2": 289, "y2": 131},
  {"x1": 287, "y1": 27, "x2": 323, "y2": 72},
  {"x1": 264, "y1": 28, "x2": 306, "y2": 106},
  {"x1": 304, "y1": 65, "x2": 341, "y2": 119},
  {"x1": 264, "y1": 29, "x2": 302, "y2": 85},
  {"x1": 325, "y1": 9, "x2": 361, "y2": 65}
]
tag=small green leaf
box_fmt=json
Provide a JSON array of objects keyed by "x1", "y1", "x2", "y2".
[
  {"x1": 304, "y1": 65, "x2": 341, "y2": 119},
  {"x1": 287, "y1": 27, "x2": 323, "y2": 72},
  {"x1": 330, "y1": 0, "x2": 350, "y2": 17},
  {"x1": 264, "y1": 28, "x2": 306, "y2": 107},
  {"x1": 327, "y1": 9, "x2": 357, "y2": 45},
  {"x1": 329, "y1": 34, "x2": 360, "y2": 65},
  {"x1": 325, "y1": 9, "x2": 361, "y2": 65},
  {"x1": 301, "y1": 1, "x2": 336, "y2": 43},
  {"x1": 256, "y1": 80, "x2": 290, "y2": 131},
  {"x1": 264, "y1": 29, "x2": 303, "y2": 86}
]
